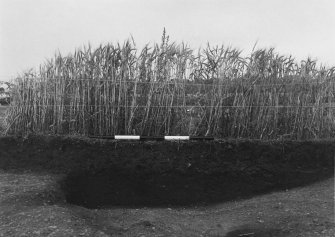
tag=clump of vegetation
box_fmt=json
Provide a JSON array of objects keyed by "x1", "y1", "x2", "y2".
[
  {"x1": 0, "y1": 81, "x2": 12, "y2": 105},
  {"x1": 4, "y1": 30, "x2": 335, "y2": 139}
]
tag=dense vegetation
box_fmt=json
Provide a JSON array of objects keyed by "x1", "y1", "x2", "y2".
[{"x1": 4, "y1": 31, "x2": 335, "y2": 139}]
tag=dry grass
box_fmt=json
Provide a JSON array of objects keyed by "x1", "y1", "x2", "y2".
[{"x1": 4, "y1": 30, "x2": 335, "y2": 139}]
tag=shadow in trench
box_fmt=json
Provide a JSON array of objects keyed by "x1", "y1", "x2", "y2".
[{"x1": 60, "y1": 166, "x2": 333, "y2": 209}]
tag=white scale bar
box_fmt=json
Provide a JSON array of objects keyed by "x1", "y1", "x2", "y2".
[
  {"x1": 114, "y1": 135, "x2": 140, "y2": 140},
  {"x1": 164, "y1": 136, "x2": 190, "y2": 140}
]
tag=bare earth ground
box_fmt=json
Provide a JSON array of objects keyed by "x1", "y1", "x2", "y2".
[{"x1": 0, "y1": 171, "x2": 333, "y2": 237}]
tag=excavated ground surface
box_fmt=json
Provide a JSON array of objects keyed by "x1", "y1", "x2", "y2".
[
  {"x1": 0, "y1": 171, "x2": 333, "y2": 237},
  {"x1": 0, "y1": 136, "x2": 334, "y2": 236}
]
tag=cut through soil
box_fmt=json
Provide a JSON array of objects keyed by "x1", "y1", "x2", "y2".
[
  {"x1": 61, "y1": 166, "x2": 333, "y2": 208},
  {"x1": 1, "y1": 136, "x2": 333, "y2": 209}
]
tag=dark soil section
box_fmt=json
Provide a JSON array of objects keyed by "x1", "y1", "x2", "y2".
[
  {"x1": 0, "y1": 135, "x2": 334, "y2": 208},
  {"x1": 62, "y1": 167, "x2": 333, "y2": 208}
]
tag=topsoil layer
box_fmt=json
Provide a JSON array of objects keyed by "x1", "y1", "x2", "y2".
[{"x1": 0, "y1": 135, "x2": 334, "y2": 208}]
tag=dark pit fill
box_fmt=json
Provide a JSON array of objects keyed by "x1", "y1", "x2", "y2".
[{"x1": 60, "y1": 164, "x2": 333, "y2": 208}]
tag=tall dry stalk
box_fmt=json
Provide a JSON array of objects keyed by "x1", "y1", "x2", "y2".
[{"x1": 5, "y1": 31, "x2": 335, "y2": 139}]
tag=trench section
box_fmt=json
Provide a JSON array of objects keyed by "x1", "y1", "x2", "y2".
[{"x1": 0, "y1": 136, "x2": 333, "y2": 208}]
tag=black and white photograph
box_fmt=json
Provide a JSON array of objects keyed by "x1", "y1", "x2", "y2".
[{"x1": 0, "y1": 0, "x2": 334, "y2": 236}]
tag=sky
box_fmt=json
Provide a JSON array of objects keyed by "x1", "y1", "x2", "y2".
[{"x1": 0, "y1": 0, "x2": 334, "y2": 81}]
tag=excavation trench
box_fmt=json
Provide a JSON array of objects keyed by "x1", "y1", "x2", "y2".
[
  {"x1": 60, "y1": 165, "x2": 333, "y2": 208},
  {"x1": 0, "y1": 136, "x2": 333, "y2": 208}
]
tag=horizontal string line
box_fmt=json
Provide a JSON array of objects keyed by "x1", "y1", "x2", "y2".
[
  {"x1": 9, "y1": 79, "x2": 335, "y2": 87},
  {"x1": 3, "y1": 105, "x2": 335, "y2": 108}
]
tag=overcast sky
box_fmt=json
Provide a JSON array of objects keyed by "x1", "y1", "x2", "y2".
[{"x1": 0, "y1": 0, "x2": 334, "y2": 81}]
